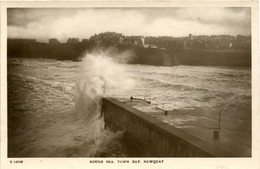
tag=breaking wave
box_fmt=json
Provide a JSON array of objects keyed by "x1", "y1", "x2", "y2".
[{"x1": 67, "y1": 51, "x2": 135, "y2": 156}]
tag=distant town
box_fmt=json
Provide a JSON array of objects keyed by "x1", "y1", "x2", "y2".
[
  {"x1": 8, "y1": 32, "x2": 251, "y2": 66},
  {"x1": 9, "y1": 32, "x2": 251, "y2": 50}
]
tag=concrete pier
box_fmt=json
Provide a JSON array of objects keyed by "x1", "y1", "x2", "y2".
[{"x1": 102, "y1": 97, "x2": 234, "y2": 157}]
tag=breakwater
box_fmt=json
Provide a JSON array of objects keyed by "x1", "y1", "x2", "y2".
[{"x1": 102, "y1": 97, "x2": 234, "y2": 157}]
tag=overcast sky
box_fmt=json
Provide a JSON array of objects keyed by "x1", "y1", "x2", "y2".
[{"x1": 8, "y1": 8, "x2": 251, "y2": 42}]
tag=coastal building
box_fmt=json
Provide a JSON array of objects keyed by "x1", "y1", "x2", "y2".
[
  {"x1": 67, "y1": 38, "x2": 79, "y2": 43},
  {"x1": 189, "y1": 34, "x2": 193, "y2": 41},
  {"x1": 82, "y1": 39, "x2": 89, "y2": 43},
  {"x1": 49, "y1": 38, "x2": 59, "y2": 45},
  {"x1": 119, "y1": 37, "x2": 124, "y2": 44}
]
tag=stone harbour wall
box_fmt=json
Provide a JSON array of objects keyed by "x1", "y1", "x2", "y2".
[{"x1": 102, "y1": 97, "x2": 233, "y2": 157}]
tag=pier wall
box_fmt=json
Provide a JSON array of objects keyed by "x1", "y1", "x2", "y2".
[{"x1": 102, "y1": 97, "x2": 233, "y2": 157}]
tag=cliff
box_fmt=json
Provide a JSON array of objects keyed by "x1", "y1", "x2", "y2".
[
  {"x1": 173, "y1": 49, "x2": 251, "y2": 67},
  {"x1": 134, "y1": 47, "x2": 174, "y2": 66},
  {"x1": 8, "y1": 39, "x2": 251, "y2": 67}
]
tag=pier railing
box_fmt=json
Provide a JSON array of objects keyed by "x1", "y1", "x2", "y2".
[
  {"x1": 130, "y1": 96, "x2": 168, "y2": 113},
  {"x1": 102, "y1": 97, "x2": 234, "y2": 157}
]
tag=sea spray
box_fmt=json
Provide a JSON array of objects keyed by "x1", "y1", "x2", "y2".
[
  {"x1": 71, "y1": 51, "x2": 136, "y2": 156},
  {"x1": 76, "y1": 51, "x2": 135, "y2": 121},
  {"x1": 91, "y1": 45, "x2": 137, "y2": 64}
]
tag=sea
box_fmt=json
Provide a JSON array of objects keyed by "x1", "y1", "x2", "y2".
[{"x1": 7, "y1": 54, "x2": 251, "y2": 157}]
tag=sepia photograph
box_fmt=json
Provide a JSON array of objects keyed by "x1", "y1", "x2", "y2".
[
  {"x1": 1, "y1": 2, "x2": 259, "y2": 168},
  {"x1": 7, "y1": 7, "x2": 252, "y2": 157},
  {"x1": 6, "y1": 7, "x2": 252, "y2": 158}
]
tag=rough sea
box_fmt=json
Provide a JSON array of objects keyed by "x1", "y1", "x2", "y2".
[{"x1": 7, "y1": 54, "x2": 251, "y2": 157}]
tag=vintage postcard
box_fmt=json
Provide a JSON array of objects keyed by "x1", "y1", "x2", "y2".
[{"x1": 1, "y1": 1, "x2": 259, "y2": 169}]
